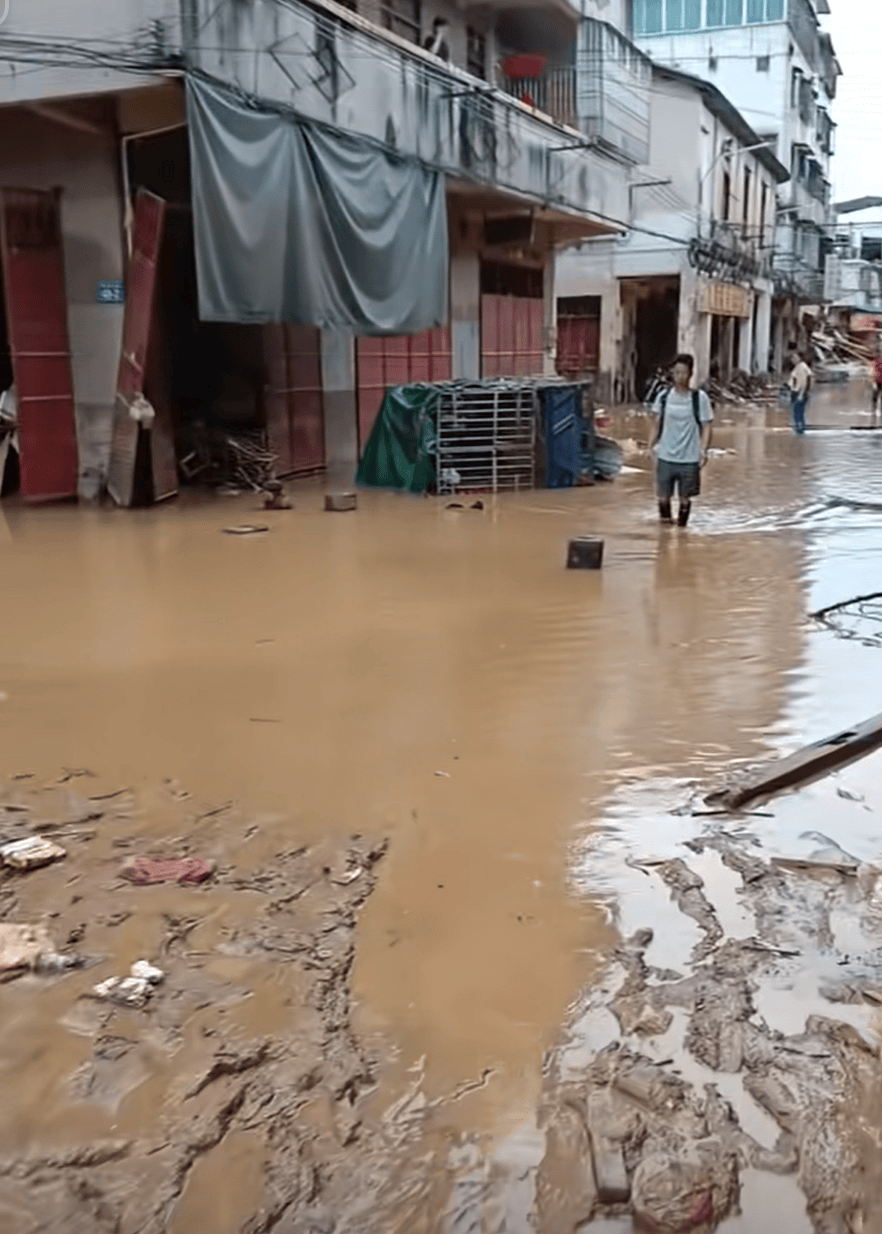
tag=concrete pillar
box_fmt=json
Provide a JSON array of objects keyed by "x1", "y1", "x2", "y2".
[
  {"x1": 677, "y1": 269, "x2": 713, "y2": 382},
  {"x1": 450, "y1": 212, "x2": 482, "y2": 380},
  {"x1": 320, "y1": 329, "x2": 359, "y2": 482},
  {"x1": 542, "y1": 250, "x2": 557, "y2": 377},
  {"x1": 755, "y1": 290, "x2": 773, "y2": 374},
  {"x1": 738, "y1": 302, "x2": 754, "y2": 373}
]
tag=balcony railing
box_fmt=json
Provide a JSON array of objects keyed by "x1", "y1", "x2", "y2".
[{"x1": 499, "y1": 67, "x2": 578, "y2": 130}]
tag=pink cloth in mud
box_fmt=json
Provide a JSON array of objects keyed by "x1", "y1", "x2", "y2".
[{"x1": 121, "y1": 856, "x2": 214, "y2": 885}]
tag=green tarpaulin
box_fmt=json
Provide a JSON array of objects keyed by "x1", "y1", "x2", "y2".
[{"x1": 356, "y1": 385, "x2": 439, "y2": 493}]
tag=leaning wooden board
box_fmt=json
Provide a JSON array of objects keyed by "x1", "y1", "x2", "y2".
[{"x1": 706, "y1": 712, "x2": 882, "y2": 809}]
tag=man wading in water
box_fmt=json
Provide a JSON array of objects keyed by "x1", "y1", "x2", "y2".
[{"x1": 649, "y1": 354, "x2": 713, "y2": 527}]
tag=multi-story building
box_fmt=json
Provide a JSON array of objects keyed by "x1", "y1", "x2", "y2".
[
  {"x1": 824, "y1": 201, "x2": 882, "y2": 327},
  {"x1": 630, "y1": 0, "x2": 840, "y2": 364},
  {"x1": 556, "y1": 61, "x2": 788, "y2": 399},
  {"x1": 0, "y1": 0, "x2": 652, "y2": 500}
]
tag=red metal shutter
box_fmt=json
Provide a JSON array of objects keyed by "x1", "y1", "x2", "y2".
[
  {"x1": 287, "y1": 325, "x2": 324, "y2": 473},
  {"x1": 262, "y1": 325, "x2": 325, "y2": 475},
  {"x1": 0, "y1": 187, "x2": 79, "y2": 501},
  {"x1": 356, "y1": 329, "x2": 451, "y2": 451}
]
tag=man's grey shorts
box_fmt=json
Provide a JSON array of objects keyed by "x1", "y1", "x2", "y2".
[{"x1": 656, "y1": 458, "x2": 701, "y2": 500}]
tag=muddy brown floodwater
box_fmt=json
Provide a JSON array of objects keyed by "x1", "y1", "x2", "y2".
[{"x1": 0, "y1": 384, "x2": 881, "y2": 1232}]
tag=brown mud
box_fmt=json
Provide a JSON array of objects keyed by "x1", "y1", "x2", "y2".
[{"x1": 0, "y1": 384, "x2": 881, "y2": 1230}]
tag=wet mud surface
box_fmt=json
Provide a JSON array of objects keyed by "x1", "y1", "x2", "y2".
[{"x1": 1, "y1": 384, "x2": 881, "y2": 1230}]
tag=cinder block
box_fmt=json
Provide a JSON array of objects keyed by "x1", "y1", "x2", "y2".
[
  {"x1": 566, "y1": 537, "x2": 603, "y2": 569},
  {"x1": 325, "y1": 492, "x2": 357, "y2": 512}
]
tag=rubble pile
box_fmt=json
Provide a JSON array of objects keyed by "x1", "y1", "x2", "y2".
[
  {"x1": 706, "y1": 370, "x2": 780, "y2": 406},
  {"x1": 814, "y1": 325, "x2": 878, "y2": 367}
]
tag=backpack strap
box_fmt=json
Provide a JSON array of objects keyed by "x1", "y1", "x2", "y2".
[
  {"x1": 692, "y1": 389, "x2": 701, "y2": 430},
  {"x1": 658, "y1": 388, "x2": 668, "y2": 440}
]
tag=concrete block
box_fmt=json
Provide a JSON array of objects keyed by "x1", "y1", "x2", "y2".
[
  {"x1": 587, "y1": 1129, "x2": 630, "y2": 1205},
  {"x1": 567, "y1": 537, "x2": 603, "y2": 569},
  {"x1": 325, "y1": 492, "x2": 357, "y2": 512}
]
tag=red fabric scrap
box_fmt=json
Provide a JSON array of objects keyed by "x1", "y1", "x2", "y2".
[{"x1": 121, "y1": 856, "x2": 214, "y2": 886}]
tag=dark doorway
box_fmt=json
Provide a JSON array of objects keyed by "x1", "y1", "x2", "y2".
[{"x1": 625, "y1": 277, "x2": 680, "y2": 399}]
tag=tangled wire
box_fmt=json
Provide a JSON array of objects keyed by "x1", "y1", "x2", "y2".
[{"x1": 812, "y1": 591, "x2": 882, "y2": 649}]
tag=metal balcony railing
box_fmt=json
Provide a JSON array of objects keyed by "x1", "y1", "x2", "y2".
[{"x1": 499, "y1": 67, "x2": 578, "y2": 130}]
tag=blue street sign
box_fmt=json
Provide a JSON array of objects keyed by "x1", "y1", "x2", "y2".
[{"x1": 96, "y1": 280, "x2": 125, "y2": 304}]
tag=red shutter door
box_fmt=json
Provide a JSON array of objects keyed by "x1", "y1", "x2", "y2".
[
  {"x1": 556, "y1": 316, "x2": 600, "y2": 376},
  {"x1": 481, "y1": 295, "x2": 544, "y2": 378},
  {"x1": 263, "y1": 324, "x2": 294, "y2": 474},
  {"x1": 0, "y1": 188, "x2": 78, "y2": 501},
  {"x1": 262, "y1": 324, "x2": 325, "y2": 476},
  {"x1": 287, "y1": 325, "x2": 324, "y2": 474},
  {"x1": 356, "y1": 329, "x2": 452, "y2": 450}
]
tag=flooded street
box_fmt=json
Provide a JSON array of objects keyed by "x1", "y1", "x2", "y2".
[{"x1": 0, "y1": 385, "x2": 881, "y2": 1232}]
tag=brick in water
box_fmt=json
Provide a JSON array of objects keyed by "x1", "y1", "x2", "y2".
[
  {"x1": 567, "y1": 537, "x2": 603, "y2": 569},
  {"x1": 325, "y1": 492, "x2": 357, "y2": 511}
]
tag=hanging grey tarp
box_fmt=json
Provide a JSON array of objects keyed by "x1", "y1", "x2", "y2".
[{"x1": 185, "y1": 75, "x2": 449, "y2": 335}]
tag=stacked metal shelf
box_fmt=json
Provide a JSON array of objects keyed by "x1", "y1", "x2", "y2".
[{"x1": 433, "y1": 379, "x2": 537, "y2": 495}]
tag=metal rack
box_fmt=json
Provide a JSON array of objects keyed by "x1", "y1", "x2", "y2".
[{"x1": 434, "y1": 379, "x2": 537, "y2": 494}]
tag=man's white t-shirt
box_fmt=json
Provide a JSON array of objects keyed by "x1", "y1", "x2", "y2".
[
  {"x1": 651, "y1": 388, "x2": 713, "y2": 465},
  {"x1": 789, "y1": 362, "x2": 811, "y2": 396}
]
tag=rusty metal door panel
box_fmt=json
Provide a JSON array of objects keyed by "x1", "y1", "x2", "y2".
[
  {"x1": 118, "y1": 190, "x2": 165, "y2": 398},
  {"x1": 0, "y1": 188, "x2": 79, "y2": 501},
  {"x1": 109, "y1": 189, "x2": 176, "y2": 506}
]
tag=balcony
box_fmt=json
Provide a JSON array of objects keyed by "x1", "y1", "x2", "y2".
[{"x1": 499, "y1": 59, "x2": 578, "y2": 129}]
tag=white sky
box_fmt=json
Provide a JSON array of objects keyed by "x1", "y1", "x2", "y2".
[{"x1": 825, "y1": 1, "x2": 882, "y2": 203}]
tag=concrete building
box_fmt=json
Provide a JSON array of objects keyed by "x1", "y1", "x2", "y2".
[
  {"x1": 556, "y1": 63, "x2": 788, "y2": 400},
  {"x1": 824, "y1": 202, "x2": 882, "y2": 327},
  {"x1": 630, "y1": 0, "x2": 841, "y2": 356},
  {"x1": 0, "y1": 0, "x2": 652, "y2": 499}
]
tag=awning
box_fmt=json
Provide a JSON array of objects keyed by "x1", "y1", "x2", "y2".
[{"x1": 185, "y1": 76, "x2": 449, "y2": 335}]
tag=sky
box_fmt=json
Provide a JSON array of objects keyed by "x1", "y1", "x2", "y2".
[{"x1": 825, "y1": 1, "x2": 882, "y2": 203}]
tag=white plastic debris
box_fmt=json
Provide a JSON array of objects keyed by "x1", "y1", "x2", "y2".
[
  {"x1": 92, "y1": 960, "x2": 164, "y2": 1008},
  {"x1": 130, "y1": 959, "x2": 164, "y2": 985},
  {"x1": 0, "y1": 836, "x2": 66, "y2": 871}
]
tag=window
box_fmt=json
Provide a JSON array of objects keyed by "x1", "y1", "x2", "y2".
[
  {"x1": 466, "y1": 26, "x2": 486, "y2": 78},
  {"x1": 760, "y1": 182, "x2": 768, "y2": 245},
  {"x1": 380, "y1": 0, "x2": 421, "y2": 44},
  {"x1": 743, "y1": 167, "x2": 752, "y2": 226},
  {"x1": 756, "y1": 55, "x2": 770, "y2": 70},
  {"x1": 665, "y1": 0, "x2": 682, "y2": 29},
  {"x1": 634, "y1": 0, "x2": 780, "y2": 32},
  {"x1": 722, "y1": 169, "x2": 731, "y2": 221},
  {"x1": 791, "y1": 68, "x2": 801, "y2": 109},
  {"x1": 640, "y1": 0, "x2": 663, "y2": 32}
]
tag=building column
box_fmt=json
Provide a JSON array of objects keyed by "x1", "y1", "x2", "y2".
[
  {"x1": 754, "y1": 290, "x2": 773, "y2": 374},
  {"x1": 320, "y1": 329, "x2": 359, "y2": 482},
  {"x1": 738, "y1": 303, "x2": 754, "y2": 373},
  {"x1": 450, "y1": 214, "x2": 482, "y2": 380},
  {"x1": 678, "y1": 270, "x2": 709, "y2": 382}
]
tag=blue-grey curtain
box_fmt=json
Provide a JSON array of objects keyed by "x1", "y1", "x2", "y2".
[{"x1": 185, "y1": 76, "x2": 449, "y2": 334}]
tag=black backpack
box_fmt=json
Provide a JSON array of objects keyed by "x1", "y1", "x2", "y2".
[{"x1": 658, "y1": 388, "x2": 702, "y2": 439}]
